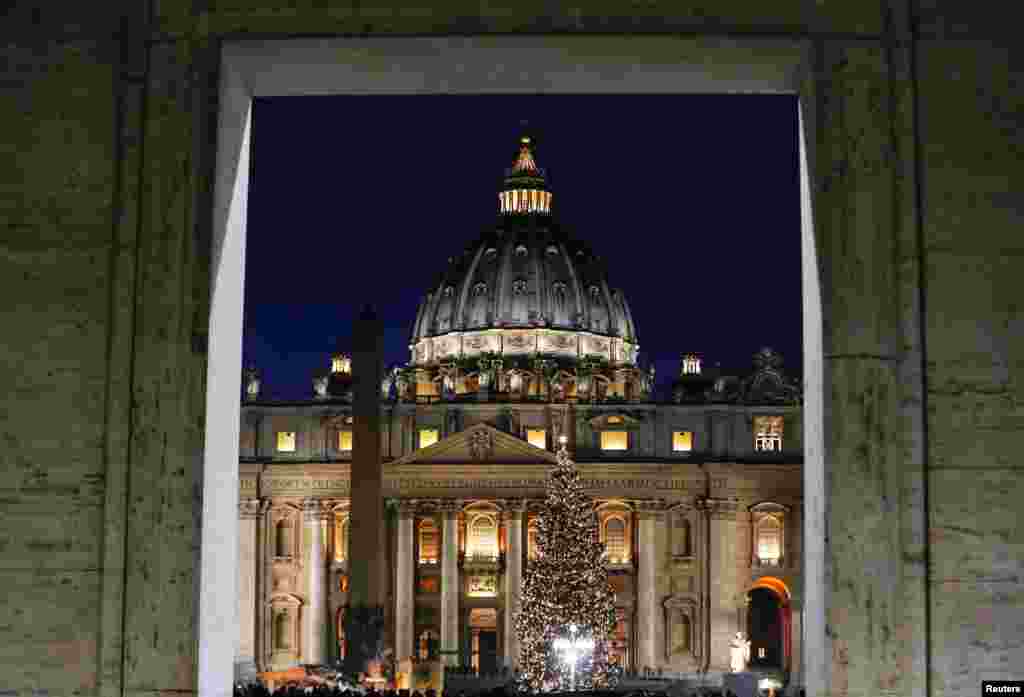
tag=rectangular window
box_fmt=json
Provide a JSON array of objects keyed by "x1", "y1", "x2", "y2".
[
  {"x1": 338, "y1": 430, "x2": 353, "y2": 451},
  {"x1": 526, "y1": 429, "x2": 547, "y2": 449},
  {"x1": 672, "y1": 431, "x2": 693, "y2": 452},
  {"x1": 600, "y1": 431, "x2": 628, "y2": 451},
  {"x1": 276, "y1": 431, "x2": 296, "y2": 452},
  {"x1": 753, "y1": 415, "x2": 784, "y2": 452},
  {"x1": 419, "y1": 428, "x2": 439, "y2": 449}
]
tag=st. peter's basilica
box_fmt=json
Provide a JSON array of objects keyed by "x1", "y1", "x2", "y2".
[{"x1": 236, "y1": 136, "x2": 804, "y2": 687}]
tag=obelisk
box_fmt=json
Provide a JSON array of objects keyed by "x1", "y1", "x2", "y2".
[{"x1": 345, "y1": 304, "x2": 386, "y2": 676}]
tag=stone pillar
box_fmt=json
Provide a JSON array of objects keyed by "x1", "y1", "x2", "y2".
[
  {"x1": 303, "y1": 499, "x2": 326, "y2": 665},
  {"x1": 635, "y1": 502, "x2": 660, "y2": 671},
  {"x1": 236, "y1": 499, "x2": 261, "y2": 681},
  {"x1": 440, "y1": 503, "x2": 461, "y2": 666},
  {"x1": 502, "y1": 500, "x2": 526, "y2": 670},
  {"x1": 395, "y1": 500, "x2": 417, "y2": 664},
  {"x1": 701, "y1": 498, "x2": 741, "y2": 672}
]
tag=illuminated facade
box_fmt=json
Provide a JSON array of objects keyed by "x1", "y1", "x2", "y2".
[{"x1": 236, "y1": 136, "x2": 804, "y2": 686}]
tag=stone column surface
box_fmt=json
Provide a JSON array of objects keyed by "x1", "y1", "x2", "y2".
[
  {"x1": 635, "y1": 503, "x2": 659, "y2": 670},
  {"x1": 702, "y1": 498, "x2": 740, "y2": 671},
  {"x1": 503, "y1": 501, "x2": 526, "y2": 670},
  {"x1": 304, "y1": 499, "x2": 326, "y2": 665},
  {"x1": 395, "y1": 501, "x2": 417, "y2": 663},
  {"x1": 236, "y1": 499, "x2": 261, "y2": 681},
  {"x1": 440, "y1": 503, "x2": 461, "y2": 666},
  {"x1": 349, "y1": 305, "x2": 386, "y2": 608}
]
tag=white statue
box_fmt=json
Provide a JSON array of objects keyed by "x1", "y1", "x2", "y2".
[
  {"x1": 729, "y1": 631, "x2": 751, "y2": 673},
  {"x1": 312, "y1": 374, "x2": 328, "y2": 398}
]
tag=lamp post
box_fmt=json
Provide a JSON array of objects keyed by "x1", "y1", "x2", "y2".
[{"x1": 553, "y1": 623, "x2": 595, "y2": 692}]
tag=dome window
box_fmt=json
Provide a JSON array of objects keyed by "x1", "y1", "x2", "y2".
[
  {"x1": 512, "y1": 279, "x2": 528, "y2": 296},
  {"x1": 443, "y1": 286, "x2": 454, "y2": 297},
  {"x1": 485, "y1": 247, "x2": 498, "y2": 260},
  {"x1": 473, "y1": 282, "x2": 488, "y2": 296},
  {"x1": 589, "y1": 285, "x2": 601, "y2": 298},
  {"x1": 515, "y1": 244, "x2": 528, "y2": 257},
  {"x1": 551, "y1": 281, "x2": 567, "y2": 297},
  {"x1": 546, "y1": 245, "x2": 559, "y2": 256}
]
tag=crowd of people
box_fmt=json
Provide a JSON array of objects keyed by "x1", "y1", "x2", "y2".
[
  {"x1": 230, "y1": 685, "x2": 796, "y2": 697},
  {"x1": 232, "y1": 688, "x2": 680, "y2": 697}
]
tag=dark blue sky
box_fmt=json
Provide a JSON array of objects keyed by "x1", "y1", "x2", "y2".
[{"x1": 243, "y1": 95, "x2": 802, "y2": 401}]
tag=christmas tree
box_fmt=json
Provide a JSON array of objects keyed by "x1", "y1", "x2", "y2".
[{"x1": 514, "y1": 437, "x2": 618, "y2": 691}]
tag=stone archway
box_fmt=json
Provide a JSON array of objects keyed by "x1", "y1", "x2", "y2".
[{"x1": 747, "y1": 577, "x2": 792, "y2": 673}]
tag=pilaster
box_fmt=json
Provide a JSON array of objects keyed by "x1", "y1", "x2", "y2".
[
  {"x1": 699, "y1": 497, "x2": 742, "y2": 672},
  {"x1": 502, "y1": 499, "x2": 527, "y2": 670},
  {"x1": 303, "y1": 498, "x2": 328, "y2": 665},
  {"x1": 395, "y1": 500, "x2": 418, "y2": 664},
  {"x1": 236, "y1": 499, "x2": 262, "y2": 681},
  {"x1": 440, "y1": 501, "x2": 462, "y2": 666},
  {"x1": 634, "y1": 500, "x2": 665, "y2": 670}
]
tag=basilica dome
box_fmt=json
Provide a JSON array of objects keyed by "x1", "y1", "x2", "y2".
[{"x1": 408, "y1": 136, "x2": 639, "y2": 369}]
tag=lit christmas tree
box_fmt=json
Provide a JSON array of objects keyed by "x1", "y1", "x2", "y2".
[{"x1": 514, "y1": 437, "x2": 618, "y2": 692}]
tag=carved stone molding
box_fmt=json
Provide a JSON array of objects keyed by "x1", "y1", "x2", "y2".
[
  {"x1": 437, "y1": 499, "x2": 464, "y2": 517},
  {"x1": 501, "y1": 498, "x2": 528, "y2": 519},
  {"x1": 468, "y1": 428, "x2": 495, "y2": 460},
  {"x1": 302, "y1": 498, "x2": 328, "y2": 522},
  {"x1": 239, "y1": 498, "x2": 263, "y2": 519},
  {"x1": 698, "y1": 497, "x2": 742, "y2": 520},
  {"x1": 397, "y1": 499, "x2": 420, "y2": 518},
  {"x1": 634, "y1": 498, "x2": 668, "y2": 519}
]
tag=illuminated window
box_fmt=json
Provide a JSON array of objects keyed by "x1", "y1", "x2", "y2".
[
  {"x1": 276, "y1": 431, "x2": 296, "y2": 452},
  {"x1": 527, "y1": 519, "x2": 539, "y2": 559},
  {"x1": 604, "y1": 517, "x2": 627, "y2": 562},
  {"x1": 756, "y1": 515, "x2": 782, "y2": 565},
  {"x1": 759, "y1": 647, "x2": 766, "y2": 659},
  {"x1": 607, "y1": 415, "x2": 623, "y2": 424},
  {"x1": 419, "y1": 429, "x2": 439, "y2": 449},
  {"x1": 672, "y1": 431, "x2": 693, "y2": 452},
  {"x1": 600, "y1": 431, "x2": 628, "y2": 451},
  {"x1": 331, "y1": 354, "x2": 351, "y2": 374},
  {"x1": 754, "y1": 415, "x2": 784, "y2": 452},
  {"x1": 334, "y1": 517, "x2": 349, "y2": 562},
  {"x1": 468, "y1": 515, "x2": 498, "y2": 561},
  {"x1": 526, "y1": 429, "x2": 547, "y2": 449},
  {"x1": 418, "y1": 519, "x2": 439, "y2": 564},
  {"x1": 338, "y1": 575, "x2": 348, "y2": 592},
  {"x1": 338, "y1": 430, "x2": 352, "y2": 451},
  {"x1": 681, "y1": 354, "x2": 701, "y2": 375}
]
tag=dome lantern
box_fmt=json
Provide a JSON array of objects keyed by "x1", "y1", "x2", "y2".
[{"x1": 499, "y1": 135, "x2": 552, "y2": 216}]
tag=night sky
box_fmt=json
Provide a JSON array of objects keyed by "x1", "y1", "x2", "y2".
[{"x1": 243, "y1": 95, "x2": 802, "y2": 402}]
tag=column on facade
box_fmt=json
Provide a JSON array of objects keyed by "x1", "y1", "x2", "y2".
[
  {"x1": 635, "y1": 502, "x2": 661, "y2": 671},
  {"x1": 440, "y1": 502, "x2": 461, "y2": 666},
  {"x1": 502, "y1": 500, "x2": 525, "y2": 671},
  {"x1": 303, "y1": 499, "x2": 326, "y2": 665},
  {"x1": 789, "y1": 502, "x2": 803, "y2": 688},
  {"x1": 237, "y1": 499, "x2": 262, "y2": 678},
  {"x1": 701, "y1": 498, "x2": 741, "y2": 672},
  {"x1": 395, "y1": 500, "x2": 417, "y2": 664}
]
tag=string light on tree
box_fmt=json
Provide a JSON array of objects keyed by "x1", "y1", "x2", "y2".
[{"x1": 514, "y1": 434, "x2": 619, "y2": 692}]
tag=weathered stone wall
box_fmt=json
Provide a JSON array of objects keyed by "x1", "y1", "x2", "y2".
[{"x1": 0, "y1": 2, "x2": 1019, "y2": 696}]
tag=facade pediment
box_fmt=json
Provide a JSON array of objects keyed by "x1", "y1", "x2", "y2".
[{"x1": 390, "y1": 422, "x2": 560, "y2": 466}]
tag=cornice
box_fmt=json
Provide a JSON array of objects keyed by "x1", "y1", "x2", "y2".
[{"x1": 239, "y1": 498, "x2": 262, "y2": 519}]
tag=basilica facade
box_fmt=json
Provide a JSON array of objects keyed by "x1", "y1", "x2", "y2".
[{"x1": 236, "y1": 136, "x2": 804, "y2": 686}]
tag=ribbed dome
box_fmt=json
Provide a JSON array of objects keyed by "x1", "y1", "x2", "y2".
[{"x1": 408, "y1": 223, "x2": 639, "y2": 366}]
